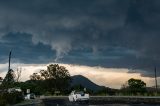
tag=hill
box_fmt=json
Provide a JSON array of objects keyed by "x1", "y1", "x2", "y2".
[{"x1": 71, "y1": 75, "x2": 105, "y2": 91}]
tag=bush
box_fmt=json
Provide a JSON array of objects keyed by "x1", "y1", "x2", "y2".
[
  {"x1": 0, "y1": 91, "x2": 24, "y2": 105},
  {"x1": 0, "y1": 99, "x2": 6, "y2": 106}
]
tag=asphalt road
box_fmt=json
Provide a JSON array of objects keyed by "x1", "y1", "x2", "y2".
[
  {"x1": 15, "y1": 96, "x2": 160, "y2": 106},
  {"x1": 41, "y1": 96, "x2": 160, "y2": 106},
  {"x1": 42, "y1": 99, "x2": 160, "y2": 106}
]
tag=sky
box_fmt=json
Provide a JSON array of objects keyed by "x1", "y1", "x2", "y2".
[{"x1": 0, "y1": 0, "x2": 160, "y2": 88}]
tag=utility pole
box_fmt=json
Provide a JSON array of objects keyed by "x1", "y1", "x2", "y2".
[
  {"x1": 8, "y1": 50, "x2": 12, "y2": 71},
  {"x1": 154, "y1": 66, "x2": 158, "y2": 94}
]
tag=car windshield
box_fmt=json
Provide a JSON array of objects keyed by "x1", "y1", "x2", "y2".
[{"x1": 75, "y1": 92, "x2": 84, "y2": 95}]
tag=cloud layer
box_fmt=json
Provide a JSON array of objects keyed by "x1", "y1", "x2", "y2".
[{"x1": 0, "y1": 0, "x2": 160, "y2": 77}]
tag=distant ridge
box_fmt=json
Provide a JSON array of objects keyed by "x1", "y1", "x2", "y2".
[{"x1": 71, "y1": 75, "x2": 105, "y2": 91}]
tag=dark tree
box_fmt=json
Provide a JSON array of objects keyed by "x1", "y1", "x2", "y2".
[
  {"x1": 30, "y1": 73, "x2": 42, "y2": 81},
  {"x1": 43, "y1": 64, "x2": 71, "y2": 94},
  {"x1": 30, "y1": 64, "x2": 71, "y2": 94},
  {"x1": 128, "y1": 78, "x2": 146, "y2": 95},
  {"x1": 2, "y1": 69, "x2": 15, "y2": 88}
]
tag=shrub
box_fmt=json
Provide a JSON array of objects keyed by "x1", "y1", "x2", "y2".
[
  {"x1": 0, "y1": 99, "x2": 6, "y2": 106},
  {"x1": 0, "y1": 91, "x2": 24, "y2": 105}
]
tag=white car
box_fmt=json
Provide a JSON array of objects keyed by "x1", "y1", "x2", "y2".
[
  {"x1": 25, "y1": 93, "x2": 35, "y2": 100},
  {"x1": 68, "y1": 91, "x2": 89, "y2": 102}
]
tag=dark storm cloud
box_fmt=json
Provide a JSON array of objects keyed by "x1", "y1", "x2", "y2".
[
  {"x1": 0, "y1": 32, "x2": 54, "y2": 63},
  {"x1": 0, "y1": 0, "x2": 160, "y2": 77}
]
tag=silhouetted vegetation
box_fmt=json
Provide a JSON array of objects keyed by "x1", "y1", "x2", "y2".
[
  {"x1": 120, "y1": 78, "x2": 147, "y2": 95},
  {"x1": 29, "y1": 64, "x2": 71, "y2": 95},
  {"x1": 0, "y1": 91, "x2": 24, "y2": 106},
  {"x1": 1, "y1": 69, "x2": 15, "y2": 89},
  {"x1": 128, "y1": 78, "x2": 146, "y2": 95},
  {"x1": 95, "y1": 87, "x2": 118, "y2": 96},
  {"x1": 0, "y1": 68, "x2": 24, "y2": 105}
]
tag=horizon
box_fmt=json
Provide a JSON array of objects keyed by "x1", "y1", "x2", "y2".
[{"x1": 0, "y1": 62, "x2": 158, "y2": 89}]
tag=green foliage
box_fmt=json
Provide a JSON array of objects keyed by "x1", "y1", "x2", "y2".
[
  {"x1": 29, "y1": 64, "x2": 71, "y2": 95},
  {"x1": 43, "y1": 64, "x2": 71, "y2": 94},
  {"x1": 0, "y1": 69, "x2": 23, "y2": 105},
  {"x1": 95, "y1": 87, "x2": 117, "y2": 96},
  {"x1": 0, "y1": 98, "x2": 6, "y2": 106},
  {"x1": 2, "y1": 69, "x2": 15, "y2": 88},
  {"x1": 30, "y1": 73, "x2": 42, "y2": 80},
  {"x1": 128, "y1": 78, "x2": 146, "y2": 95},
  {"x1": 71, "y1": 84, "x2": 85, "y2": 91},
  {"x1": 0, "y1": 91, "x2": 24, "y2": 105},
  {"x1": 15, "y1": 80, "x2": 45, "y2": 95}
]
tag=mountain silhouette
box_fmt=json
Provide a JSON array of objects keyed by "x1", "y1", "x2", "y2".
[{"x1": 71, "y1": 75, "x2": 105, "y2": 91}]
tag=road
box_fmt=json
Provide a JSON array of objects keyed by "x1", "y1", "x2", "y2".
[
  {"x1": 15, "y1": 96, "x2": 160, "y2": 106},
  {"x1": 41, "y1": 96, "x2": 160, "y2": 106}
]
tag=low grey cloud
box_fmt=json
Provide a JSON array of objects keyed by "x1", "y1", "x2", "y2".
[{"x1": 0, "y1": 0, "x2": 160, "y2": 77}]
